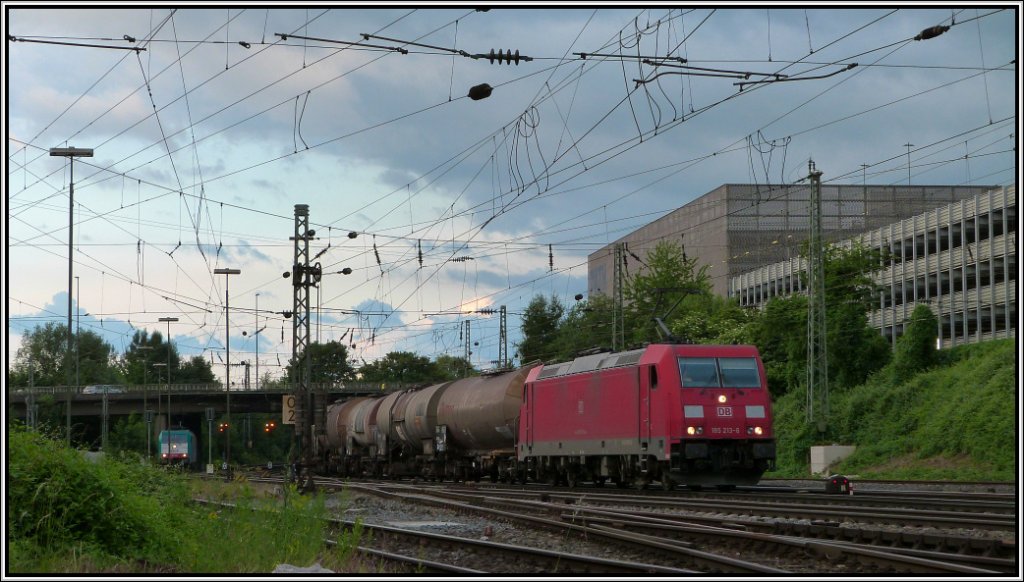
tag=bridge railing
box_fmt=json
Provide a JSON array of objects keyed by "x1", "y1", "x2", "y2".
[{"x1": 8, "y1": 382, "x2": 421, "y2": 397}]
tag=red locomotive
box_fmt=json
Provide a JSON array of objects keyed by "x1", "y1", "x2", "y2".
[
  {"x1": 519, "y1": 344, "x2": 775, "y2": 489},
  {"x1": 322, "y1": 343, "x2": 775, "y2": 489}
]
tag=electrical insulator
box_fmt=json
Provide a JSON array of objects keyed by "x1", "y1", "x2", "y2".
[
  {"x1": 549, "y1": 244, "x2": 554, "y2": 271},
  {"x1": 487, "y1": 48, "x2": 531, "y2": 65}
]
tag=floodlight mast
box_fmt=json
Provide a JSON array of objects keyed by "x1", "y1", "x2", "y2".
[
  {"x1": 50, "y1": 146, "x2": 93, "y2": 446},
  {"x1": 214, "y1": 268, "x2": 241, "y2": 474}
]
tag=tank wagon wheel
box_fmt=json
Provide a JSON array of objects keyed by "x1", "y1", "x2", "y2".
[
  {"x1": 716, "y1": 484, "x2": 736, "y2": 492},
  {"x1": 661, "y1": 476, "x2": 676, "y2": 491},
  {"x1": 566, "y1": 471, "x2": 580, "y2": 489},
  {"x1": 594, "y1": 476, "x2": 606, "y2": 488}
]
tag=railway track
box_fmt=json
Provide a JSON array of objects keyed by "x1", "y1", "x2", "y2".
[
  {"x1": 360, "y1": 479, "x2": 1016, "y2": 531},
  {"x1": 346, "y1": 480, "x2": 1013, "y2": 574},
  {"x1": 228, "y1": 475, "x2": 1011, "y2": 573}
]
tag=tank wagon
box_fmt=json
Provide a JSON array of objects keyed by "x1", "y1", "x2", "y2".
[{"x1": 322, "y1": 343, "x2": 775, "y2": 488}]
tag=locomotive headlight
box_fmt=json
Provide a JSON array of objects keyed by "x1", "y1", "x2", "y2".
[
  {"x1": 718, "y1": 395, "x2": 727, "y2": 404},
  {"x1": 747, "y1": 426, "x2": 763, "y2": 435},
  {"x1": 687, "y1": 426, "x2": 704, "y2": 435}
]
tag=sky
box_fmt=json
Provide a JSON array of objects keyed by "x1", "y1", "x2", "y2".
[{"x1": 5, "y1": 3, "x2": 1020, "y2": 386}]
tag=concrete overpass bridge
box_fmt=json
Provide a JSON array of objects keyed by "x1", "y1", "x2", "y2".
[{"x1": 8, "y1": 382, "x2": 418, "y2": 456}]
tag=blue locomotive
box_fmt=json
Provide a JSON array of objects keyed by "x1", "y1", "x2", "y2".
[{"x1": 158, "y1": 429, "x2": 198, "y2": 468}]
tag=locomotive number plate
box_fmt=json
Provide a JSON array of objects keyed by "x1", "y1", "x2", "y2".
[
  {"x1": 711, "y1": 427, "x2": 741, "y2": 434},
  {"x1": 716, "y1": 406, "x2": 733, "y2": 417}
]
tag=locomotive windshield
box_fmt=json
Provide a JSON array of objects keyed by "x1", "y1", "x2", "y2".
[{"x1": 679, "y1": 357, "x2": 761, "y2": 388}]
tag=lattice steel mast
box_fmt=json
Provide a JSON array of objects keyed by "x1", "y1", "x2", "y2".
[{"x1": 806, "y1": 163, "x2": 829, "y2": 433}]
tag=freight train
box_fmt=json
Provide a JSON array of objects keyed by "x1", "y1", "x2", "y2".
[{"x1": 322, "y1": 343, "x2": 776, "y2": 489}]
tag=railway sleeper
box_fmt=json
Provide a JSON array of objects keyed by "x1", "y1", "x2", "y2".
[{"x1": 767, "y1": 520, "x2": 1013, "y2": 559}]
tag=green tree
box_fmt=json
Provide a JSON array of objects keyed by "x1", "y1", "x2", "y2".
[
  {"x1": 107, "y1": 412, "x2": 148, "y2": 457},
  {"x1": 357, "y1": 351, "x2": 438, "y2": 384},
  {"x1": 623, "y1": 241, "x2": 711, "y2": 346},
  {"x1": 121, "y1": 330, "x2": 178, "y2": 386},
  {"x1": 747, "y1": 295, "x2": 809, "y2": 398},
  {"x1": 11, "y1": 323, "x2": 118, "y2": 387},
  {"x1": 671, "y1": 294, "x2": 752, "y2": 345},
  {"x1": 891, "y1": 304, "x2": 939, "y2": 383},
  {"x1": 746, "y1": 242, "x2": 891, "y2": 397},
  {"x1": 178, "y1": 355, "x2": 217, "y2": 384},
  {"x1": 517, "y1": 295, "x2": 564, "y2": 364},
  {"x1": 554, "y1": 294, "x2": 615, "y2": 360},
  {"x1": 819, "y1": 242, "x2": 891, "y2": 389},
  {"x1": 433, "y1": 354, "x2": 476, "y2": 379},
  {"x1": 285, "y1": 341, "x2": 355, "y2": 384}
]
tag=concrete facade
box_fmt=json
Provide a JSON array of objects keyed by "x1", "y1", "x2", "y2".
[
  {"x1": 731, "y1": 185, "x2": 1016, "y2": 347},
  {"x1": 588, "y1": 183, "x2": 998, "y2": 299}
]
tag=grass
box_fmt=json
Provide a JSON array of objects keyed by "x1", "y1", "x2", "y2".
[
  {"x1": 766, "y1": 338, "x2": 1016, "y2": 481},
  {"x1": 6, "y1": 426, "x2": 368, "y2": 574}
]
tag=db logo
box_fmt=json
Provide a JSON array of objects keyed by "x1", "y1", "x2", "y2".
[{"x1": 716, "y1": 406, "x2": 733, "y2": 417}]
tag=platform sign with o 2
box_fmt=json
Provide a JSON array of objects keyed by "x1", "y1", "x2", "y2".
[{"x1": 283, "y1": 394, "x2": 297, "y2": 425}]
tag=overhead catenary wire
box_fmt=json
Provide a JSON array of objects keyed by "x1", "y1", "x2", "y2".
[{"x1": 9, "y1": 7, "x2": 1015, "y2": 368}]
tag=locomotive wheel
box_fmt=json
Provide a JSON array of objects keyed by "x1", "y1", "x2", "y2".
[{"x1": 594, "y1": 476, "x2": 606, "y2": 487}]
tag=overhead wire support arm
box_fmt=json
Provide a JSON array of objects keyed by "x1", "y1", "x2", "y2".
[
  {"x1": 360, "y1": 33, "x2": 533, "y2": 64},
  {"x1": 8, "y1": 35, "x2": 146, "y2": 51},
  {"x1": 575, "y1": 52, "x2": 686, "y2": 63},
  {"x1": 361, "y1": 33, "x2": 469, "y2": 56},
  {"x1": 274, "y1": 32, "x2": 408, "y2": 54},
  {"x1": 634, "y1": 60, "x2": 789, "y2": 87},
  {"x1": 735, "y1": 63, "x2": 858, "y2": 90}
]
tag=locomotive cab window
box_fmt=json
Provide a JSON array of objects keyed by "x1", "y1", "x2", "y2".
[
  {"x1": 679, "y1": 357, "x2": 761, "y2": 389},
  {"x1": 678, "y1": 357, "x2": 719, "y2": 388},
  {"x1": 718, "y1": 358, "x2": 761, "y2": 388}
]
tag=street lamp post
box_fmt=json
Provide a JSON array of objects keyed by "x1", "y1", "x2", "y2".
[
  {"x1": 158, "y1": 317, "x2": 178, "y2": 427},
  {"x1": 137, "y1": 345, "x2": 153, "y2": 458},
  {"x1": 255, "y1": 293, "x2": 260, "y2": 392},
  {"x1": 51, "y1": 146, "x2": 93, "y2": 445},
  {"x1": 214, "y1": 268, "x2": 241, "y2": 473},
  {"x1": 152, "y1": 363, "x2": 167, "y2": 429}
]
